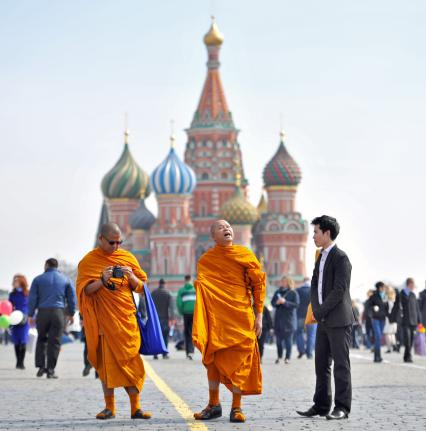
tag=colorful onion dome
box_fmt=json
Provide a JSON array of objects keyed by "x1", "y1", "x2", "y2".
[
  {"x1": 150, "y1": 136, "x2": 196, "y2": 195},
  {"x1": 263, "y1": 130, "x2": 302, "y2": 187},
  {"x1": 203, "y1": 16, "x2": 224, "y2": 46},
  {"x1": 101, "y1": 130, "x2": 150, "y2": 199},
  {"x1": 129, "y1": 200, "x2": 155, "y2": 231},
  {"x1": 220, "y1": 186, "x2": 259, "y2": 225}
]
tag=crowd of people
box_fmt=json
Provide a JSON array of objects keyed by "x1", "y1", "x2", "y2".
[{"x1": 1, "y1": 216, "x2": 425, "y2": 424}]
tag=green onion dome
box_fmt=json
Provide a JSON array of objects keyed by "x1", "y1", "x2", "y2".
[
  {"x1": 263, "y1": 131, "x2": 302, "y2": 187},
  {"x1": 101, "y1": 134, "x2": 150, "y2": 199},
  {"x1": 220, "y1": 186, "x2": 259, "y2": 225}
]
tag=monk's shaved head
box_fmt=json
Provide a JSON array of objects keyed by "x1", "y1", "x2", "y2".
[
  {"x1": 100, "y1": 222, "x2": 122, "y2": 238},
  {"x1": 210, "y1": 219, "x2": 234, "y2": 246},
  {"x1": 210, "y1": 219, "x2": 229, "y2": 237}
]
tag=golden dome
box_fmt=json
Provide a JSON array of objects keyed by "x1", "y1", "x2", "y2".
[{"x1": 203, "y1": 17, "x2": 224, "y2": 47}]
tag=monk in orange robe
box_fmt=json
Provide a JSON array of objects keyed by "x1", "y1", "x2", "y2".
[
  {"x1": 76, "y1": 222, "x2": 151, "y2": 420},
  {"x1": 193, "y1": 219, "x2": 266, "y2": 423}
]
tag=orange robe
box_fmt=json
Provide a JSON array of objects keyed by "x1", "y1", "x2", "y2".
[
  {"x1": 76, "y1": 247, "x2": 147, "y2": 392},
  {"x1": 192, "y1": 244, "x2": 266, "y2": 395}
]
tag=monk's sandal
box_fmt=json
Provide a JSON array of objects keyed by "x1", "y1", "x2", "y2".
[
  {"x1": 131, "y1": 409, "x2": 152, "y2": 419},
  {"x1": 230, "y1": 407, "x2": 246, "y2": 423},
  {"x1": 194, "y1": 404, "x2": 222, "y2": 420},
  {"x1": 96, "y1": 409, "x2": 115, "y2": 420}
]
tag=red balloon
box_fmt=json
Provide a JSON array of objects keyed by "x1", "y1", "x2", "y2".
[{"x1": 0, "y1": 300, "x2": 13, "y2": 316}]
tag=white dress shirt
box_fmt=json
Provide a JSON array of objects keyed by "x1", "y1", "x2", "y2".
[{"x1": 318, "y1": 243, "x2": 335, "y2": 305}]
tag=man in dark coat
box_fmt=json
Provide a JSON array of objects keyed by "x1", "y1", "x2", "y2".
[
  {"x1": 419, "y1": 284, "x2": 426, "y2": 328},
  {"x1": 398, "y1": 278, "x2": 421, "y2": 363},
  {"x1": 297, "y1": 215, "x2": 354, "y2": 421},
  {"x1": 151, "y1": 279, "x2": 174, "y2": 359},
  {"x1": 271, "y1": 277, "x2": 300, "y2": 363},
  {"x1": 296, "y1": 277, "x2": 317, "y2": 359}
]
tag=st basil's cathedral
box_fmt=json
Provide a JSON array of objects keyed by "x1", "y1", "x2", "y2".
[{"x1": 97, "y1": 19, "x2": 309, "y2": 293}]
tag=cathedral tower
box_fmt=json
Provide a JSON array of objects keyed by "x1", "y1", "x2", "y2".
[{"x1": 184, "y1": 18, "x2": 248, "y2": 258}]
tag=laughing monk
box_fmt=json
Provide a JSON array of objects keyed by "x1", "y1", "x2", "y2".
[
  {"x1": 76, "y1": 222, "x2": 151, "y2": 420},
  {"x1": 193, "y1": 219, "x2": 266, "y2": 423}
]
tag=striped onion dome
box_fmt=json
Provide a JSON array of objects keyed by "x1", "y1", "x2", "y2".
[
  {"x1": 150, "y1": 137, "x2": 196, "y2": 195},
  {"x1": 129, "y1": 200, "x2": 156, "y2": 230},
  {"x1": 263, "y1": 131, "x2": 302, "y2": 187},
  {"x1": 220, "y1": 186, "x2": 259, "y2": 225},
  {"x1": 101, "y1": 131, "x2": 150, "y2": 199}
]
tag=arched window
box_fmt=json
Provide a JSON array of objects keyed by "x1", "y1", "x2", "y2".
[
  {"x1": 221, "y1": 172, "x2": 228, "y2": 179},
  {"x1": 201, "y1": 172, "x2": 209, "y2": 180}
]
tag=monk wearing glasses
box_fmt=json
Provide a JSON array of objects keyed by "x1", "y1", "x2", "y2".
[
  {"x1": 76, "y1": 222, "x2": 151, "y2": 420},
  {"x1": 193, "y1": 220, "x2": 266, "y2": 423}
]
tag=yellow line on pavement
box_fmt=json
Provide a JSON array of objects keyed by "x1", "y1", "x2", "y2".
[{"x1": 144, "y1": 360, "x2": 209, "y2": 431}]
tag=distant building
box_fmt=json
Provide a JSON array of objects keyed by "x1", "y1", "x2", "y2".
[{"x1": 96, "y1": 19, "x2": 308, "y2": 292}]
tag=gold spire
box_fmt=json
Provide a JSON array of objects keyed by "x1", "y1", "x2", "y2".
[
  {"x1": 204, "y1": 16, "x2": 224, "y2": 46},
  {"x1": 124, "y1": 113, "x2": 129, "y2": 144},
  {"x1": 170, "y1": 134, "x2": 176, "y2": 149},
  {"x1": 280, "y1": 129, "x2": 286, "y2": 141}
]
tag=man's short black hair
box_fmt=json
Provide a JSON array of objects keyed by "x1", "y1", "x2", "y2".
[
  {"x1": 375, "y1": 281, "x2": 385, "y2": 290},
  {"x1": 45, "y1": 258, "x2": 58, "y2": 268},
  {"x1": 311, "y1": 215, "x2": 340, "y2": 240},
  {"x1": 184, "y1": 274, "x2": 191, "y2": 281}
]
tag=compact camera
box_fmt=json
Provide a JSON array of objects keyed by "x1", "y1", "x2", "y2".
[{"x1": 112, "y1": 266, "x2": 124, "y2": 278}]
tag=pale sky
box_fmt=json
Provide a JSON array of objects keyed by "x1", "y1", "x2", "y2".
[{"x1": 0, "y1": 1, "x2": 425, "y2": 299}]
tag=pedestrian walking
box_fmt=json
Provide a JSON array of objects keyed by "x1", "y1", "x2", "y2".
[
  {"x1": 192, "y1": 220, "x2": 266, "y2": 423},
  {"x1": 271, "y1": 276, "x2": 300, "y2": 364},
  {"x1": 151, "y1": 278, "x2": 173, "y2": 359},
  {"x1": 351, "y1": 300, "x2": 361, "y2": 349},
  {"x1": 368, "y1": 282, "x2": 389, "y2": 362},
  {"x1": 8, "y1": 274, "x2": 30, "y2": 369},
  {"x1": 28, "y1": 258, "x2": 76, "y2": 378},
  {"x1": 76, "y1": 222, "x2": 152, "y2": 420},
  {"x1": 295, "y1": 277, "x2": 317, "y2": 359},
  {"x1": 297, "y1": 215, "x2": 354, "y2": 420},
  {"x1": 176, "y1": 275, "x2": 196, "y2": 359},
  {"x1": 398, "y1": 277, "x2": 421, "y2": 363},
  {"x1": 384, "y1": 286, "x2": 398, "y2": 353},
  {"x1": 419, "y1": 283, "x2": 426, "y2": 328},
  {"x1": 257, "y1": 305, "x2": 273, "y2": 361}
]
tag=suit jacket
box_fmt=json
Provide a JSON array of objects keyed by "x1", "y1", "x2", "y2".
[
  {"x1": 419, "y1": 289, "x2": 426, "y2": 327},
  {"x1": 399, "y1": 290, "x2": 421, "y2": 327},
  {"x1": 311, "y1": 245, "x2": 354, "y2": 328}
]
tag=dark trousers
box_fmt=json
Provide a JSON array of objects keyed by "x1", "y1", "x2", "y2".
[
  {"x1": 35, "y1": 308, "x2": 65, "y2": 370},
  {"x1": 258, "y1": 330, "x2": 268, "y2": 358},
  {"x1": 183, "y1": 314, "x2": 194, "y2": 355},
  {"x1": 276, "y1": 330, "x2": 294, "y2": 360},
  {"x1": 313, "y1": 323, "x2": 352, "y2": 414},
  {"x1": 402, "y1": 325, "x2": 416, "y2": 361},
  {"x1": 160, "y1": 320, "x2": 169, "y2": 357},
  {"x1": 14, "y1": 343, "x2": 26, "y2": 367}
]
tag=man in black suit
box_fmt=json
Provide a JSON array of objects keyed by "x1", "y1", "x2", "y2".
[
  {"x1": 399, "y1": 277, "x2": 421, "y2": 362},
  {"x1": 297, "y1": 215, "x2": 354, "y2": 420}
]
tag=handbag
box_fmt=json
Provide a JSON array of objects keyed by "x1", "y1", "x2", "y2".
[
  {"x1": 131, "y1": 283, "x2": 168, "y2": 356},
  {"x1": 305, "y1": 302, "x2": 317, "y2": 325}
]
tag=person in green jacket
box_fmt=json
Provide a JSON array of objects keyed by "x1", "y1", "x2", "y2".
[{"x1": 176, "y1": 275, "x2": 196, "y2": 359}]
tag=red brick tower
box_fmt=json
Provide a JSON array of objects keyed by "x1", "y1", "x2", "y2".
[
  {"x1": 184, "y1": 18, "x2": 248, "y2": 258},
  {"x1": 253, "y1": 131, "x2": 309, "y2": 288}
]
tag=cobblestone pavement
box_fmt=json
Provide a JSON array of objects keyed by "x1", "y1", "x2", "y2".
[{"x1": 1, "y1": 340, "x2": 425, "y2": 430}]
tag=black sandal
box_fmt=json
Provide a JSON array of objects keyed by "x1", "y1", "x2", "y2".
[
  {"x1": 194, "y1": 404, "x2": 222, "y2": 420},
  {"x1": 131, "y1": 409, "x2": 152, "y2": 419},
  {"x1": 230, "y1": 407, "x2": 246, "y2": 423},
  {"x1": 96, "y1": 408, "x2": 115, "y2": 420}
]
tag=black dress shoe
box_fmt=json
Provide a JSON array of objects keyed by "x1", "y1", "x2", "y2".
[
  {"x1": 296, "y1": 406, "x2": 328, "y2": 417},
  {"x1": 46, "y1": 369, "x2": 58, "y2": 379},
  {"x1": 297, "y1": 352, "x2": 305, "y2": 359},
  {"x1": 82, "y1": 364, "x2": 91, "y2": 376},
  {"x1": 326, "y1": 408, "x2": 348, "y2": 420},
  {"x1": 36, "y1": 367, "x2": 46, "y2": 377}
]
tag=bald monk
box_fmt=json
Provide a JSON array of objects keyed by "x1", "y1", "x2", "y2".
[
  {"x1": 193, "y1": 219, "x2": 266, "y2": 423},
  {"x1": 76, "y1": 222, "x2": 151, "y2": 420}
]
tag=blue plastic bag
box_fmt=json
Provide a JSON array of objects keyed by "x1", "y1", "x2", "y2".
[{"x1": 135, "y1": 284, "x2": 168, "y2": 356}]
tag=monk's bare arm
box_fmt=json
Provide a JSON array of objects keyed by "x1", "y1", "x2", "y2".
[
  {"x1": 84, "y1": 266, "x2": 113, "y2": 295},
  {"x1": 121, "y1": 266, "x2": 144, "y2": 292}
]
